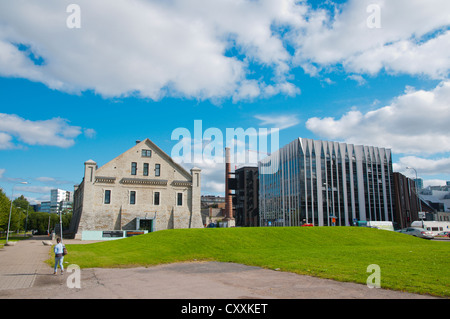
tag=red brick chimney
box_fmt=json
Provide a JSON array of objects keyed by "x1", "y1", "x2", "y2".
[{"x1": 224, "y1": 147, "x2": 234, "y2": 221}]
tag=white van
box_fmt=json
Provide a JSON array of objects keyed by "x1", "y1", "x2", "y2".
[
  {"x1": 411, "y1": 221, "x2": 450, "y2": 236},
  {"x1": 366, "y1": 221, "x2": 394, "y2": 231}
]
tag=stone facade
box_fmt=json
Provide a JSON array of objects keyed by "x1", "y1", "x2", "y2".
[{"x1": 70, "y1": 139, "x2": 203, "y2": 239}]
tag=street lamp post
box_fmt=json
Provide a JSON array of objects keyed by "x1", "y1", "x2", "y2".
[
  {"x1": 406, "y1": 166, "x2": 423, "y2": 225},
  {"x1": 323, "y1": 182, "x2": 336, "y2": 226},
  {"x1": 24, "y1": 203, "x2": 29, "y2": 237},
  {"x1": 59, "y1": 206, "x2": 63, "y2": 242},
  {"x1": 16, "y1": 208, "x2": 22, "y2": 234},
  {"x1": 6, "y1": 181, "x2": 29, "y2": 244}
]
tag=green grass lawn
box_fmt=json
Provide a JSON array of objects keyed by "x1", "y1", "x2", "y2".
[{"x1": 61, "y1": 227, "x2": 449, "y2": 297}]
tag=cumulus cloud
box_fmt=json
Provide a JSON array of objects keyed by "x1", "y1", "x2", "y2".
[
  {"x1": 0, "y1": 0, "x2": 303, "y2": 102},
  {"x1": 292, "y1": 0, "x2": 450, "y2": 79},
  {"x1": 343, "y1": 31, "x2": 450, "y2": 78},
  {"x1": 394, "y1": 157, "x2": 450, "y2": 176},
  {"x1": 306, "y1": 81, "x2": 450, "y2": 154},
  {"x1": 1, "y1": 0, "x2": 449, "y2": 101},
  {"x1": 0, "y1": 113, "x2": 94, "y2": 149}
]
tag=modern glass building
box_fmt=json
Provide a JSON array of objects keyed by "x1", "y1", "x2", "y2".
[{"x1": 258, "y1": 138, "x2": 395, "y2": 227}]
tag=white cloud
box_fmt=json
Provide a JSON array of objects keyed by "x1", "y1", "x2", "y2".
[
  {"x1": 172, "y1": 113, "x2": 300, "y2": 194},
  {"x1": 35, "y1": 176, "x2": 74, "y2": 185},
  {"x1": 232, "y1": 81, "x2": 300, "y2": 103},
  {"x1": 1, "y1": 0, "x2": 449, "y2": 101},
  {"x1": 26, "y1": 194, "x2": 50, "y2": 205},
  {"x1": 15, "y1": 185, "x2": 53, "y2": 194},
  {"x1": 347, "y1": 74, "x2": 367, "y2": 86},
  {"x1": 1, "y1": 0, "x2": 450, "y2": 101},
  {"x1": 291, "y1": 0, "x2": 450, "y2": 79},
  {"x1": 173, "y1": 130, "x2": 262, "y2": 194},
  {"x1": 0, "y1": 113, "x2": 85, "y2": 148},
  {"x1": 343, "y1": 31, "x2": 450, "y2": 79},
  {"x1": 176, "y1": 158, "x2": 225, "y2": 195},
  {"x1": 394, "y1": 156, "x2": 450, "y2": 176},
  {"x1": 0, "y1": 168, "x2": 5, "y2": 178},
  {"x1": 0, "y1": 0, "x2": 304, "y2": 102},
  {"x1": 255, "y1": 114, "x2": 300, "y2": 130},
  {"x1": 423, "y1": 179, "x2": 448, "y2": 188},
  {"x1": 0, "y1": 132, "x2": 14, "y2": 149},
  {"x1": 306, "y1": 81, "x2": 450, "y2": 154},
  {"x1": 201, "y1": 163, "x2": 226, "y2": 195},
  {"x1": 83, "y1": 128, "x2": 96, "y2": 139}
]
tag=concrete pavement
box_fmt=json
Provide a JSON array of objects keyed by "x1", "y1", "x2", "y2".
[
  {"x1": 0, "y1": 236, "x2": 441, "y2": 299},
  {"x1": 0, "y1": 236, "x2": 51, "y2": 290}
]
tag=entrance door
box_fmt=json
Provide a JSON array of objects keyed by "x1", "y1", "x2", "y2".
[{"x1": 139, "y1": 219, "x2": 153, "y2": 232}]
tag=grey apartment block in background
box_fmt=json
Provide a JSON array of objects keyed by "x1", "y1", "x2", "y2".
[{"x1": 258, "y1": 138, "x2": 395, "y2": 227}]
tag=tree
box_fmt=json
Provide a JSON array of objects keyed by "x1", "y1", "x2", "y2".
[
  {"x1": 12, "y1": 195, "x2": 34, "y2": 233},
  {"x1": 0, "y1": 189, "x2": 23, "y2": 234},
  {"x1": 13, "y1": 195, "x2": 30, "y2": 211},
  {"x1": 0, "y1": 189, "x2": 11, "y2": 233},
  {"x1": 1, "y1": 189, "x2": 73, "y2": 235}
]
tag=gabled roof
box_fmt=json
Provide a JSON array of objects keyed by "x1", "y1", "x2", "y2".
[
  {"x1": 140, "y1": 138, "x2": 193, "y2": 180},
  {"x1": 95, "y1": 138, "x2": 195, "y2": 181}
]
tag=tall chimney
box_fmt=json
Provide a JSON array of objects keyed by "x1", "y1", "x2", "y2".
[{"x1": 224, "y1": 147, "x2": 233, "y2": 221}]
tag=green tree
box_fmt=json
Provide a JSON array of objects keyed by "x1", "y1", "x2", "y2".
[
  {"x1": 0, "y1": 188, "x2": 23, "y2": 234},
  {"x1": 61, "y1": 212, "x2": 73, "y2": 230},
  {"x1": 13, "y1": 195, "x2": 30, "y2": 211},
  {"x1": 27, "y1": 212, "x2": 59, "y2": 235},
  {"x1": 0, "y1": 189, "x2": 11, "y2": 233},
  {"x1": 1, "y1": 189, "x2": 73, "y2": 235},
  {"x1": 12, "y1": 195, "x2": 34, "y2": 233}
]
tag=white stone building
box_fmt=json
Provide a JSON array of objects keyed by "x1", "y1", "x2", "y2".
[{"x1": 70, "y1": 139, "x2": 203, "y2": 239}]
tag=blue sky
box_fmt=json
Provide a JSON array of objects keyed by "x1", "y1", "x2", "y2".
[{"x1": 1, "y1": 0, "x2": 450, "y2": 203}]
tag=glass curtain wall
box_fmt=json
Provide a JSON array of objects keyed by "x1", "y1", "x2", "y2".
[{"x1": 259, "y1": 138, "x2": 394, "y2": 227}]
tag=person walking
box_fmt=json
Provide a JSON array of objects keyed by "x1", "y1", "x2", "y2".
[{"x1": 54, "y1": 237, "x2": 65, "y2": 275}]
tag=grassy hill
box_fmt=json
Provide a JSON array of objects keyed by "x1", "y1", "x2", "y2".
[{"x1": 62, "y1": 227, "x2": 449, "y2": 297}]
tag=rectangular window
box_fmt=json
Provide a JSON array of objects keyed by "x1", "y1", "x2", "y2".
[
  {"x1": 104, "y1": 190, "x2": 111, "y2": 204},
  {"x1": 177, "y1": 192, "x2": 183, "y2": 206},
  {"x1": 131, "y1": 162, "x2": 137, "y2": 175},
  {"x1": 130, "y1": 191, "x2": 136, "y2": 205},
  {"x1": 142, "y1": 149, "x2": 152, "y2": 157},
  {"x1": 155, "y1": 164, "x2": 161, "y2": 176},
  {"x1": 154, "y1": 192, "x2": 160, "y2": 206},
  {"x1": 143, "y1": 163, "x2": 149, "y2": 176}
]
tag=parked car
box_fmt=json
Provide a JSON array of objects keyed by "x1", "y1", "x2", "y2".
[
  {"x1": 436, "y1": 231, "x2": 450, "y2": 238},
  {"x1": 411, "y1": 221, "x2": 450, "y2": 236},
  {"x1": 396, "y1": 227, "x2": 435, "y2": 239}
]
